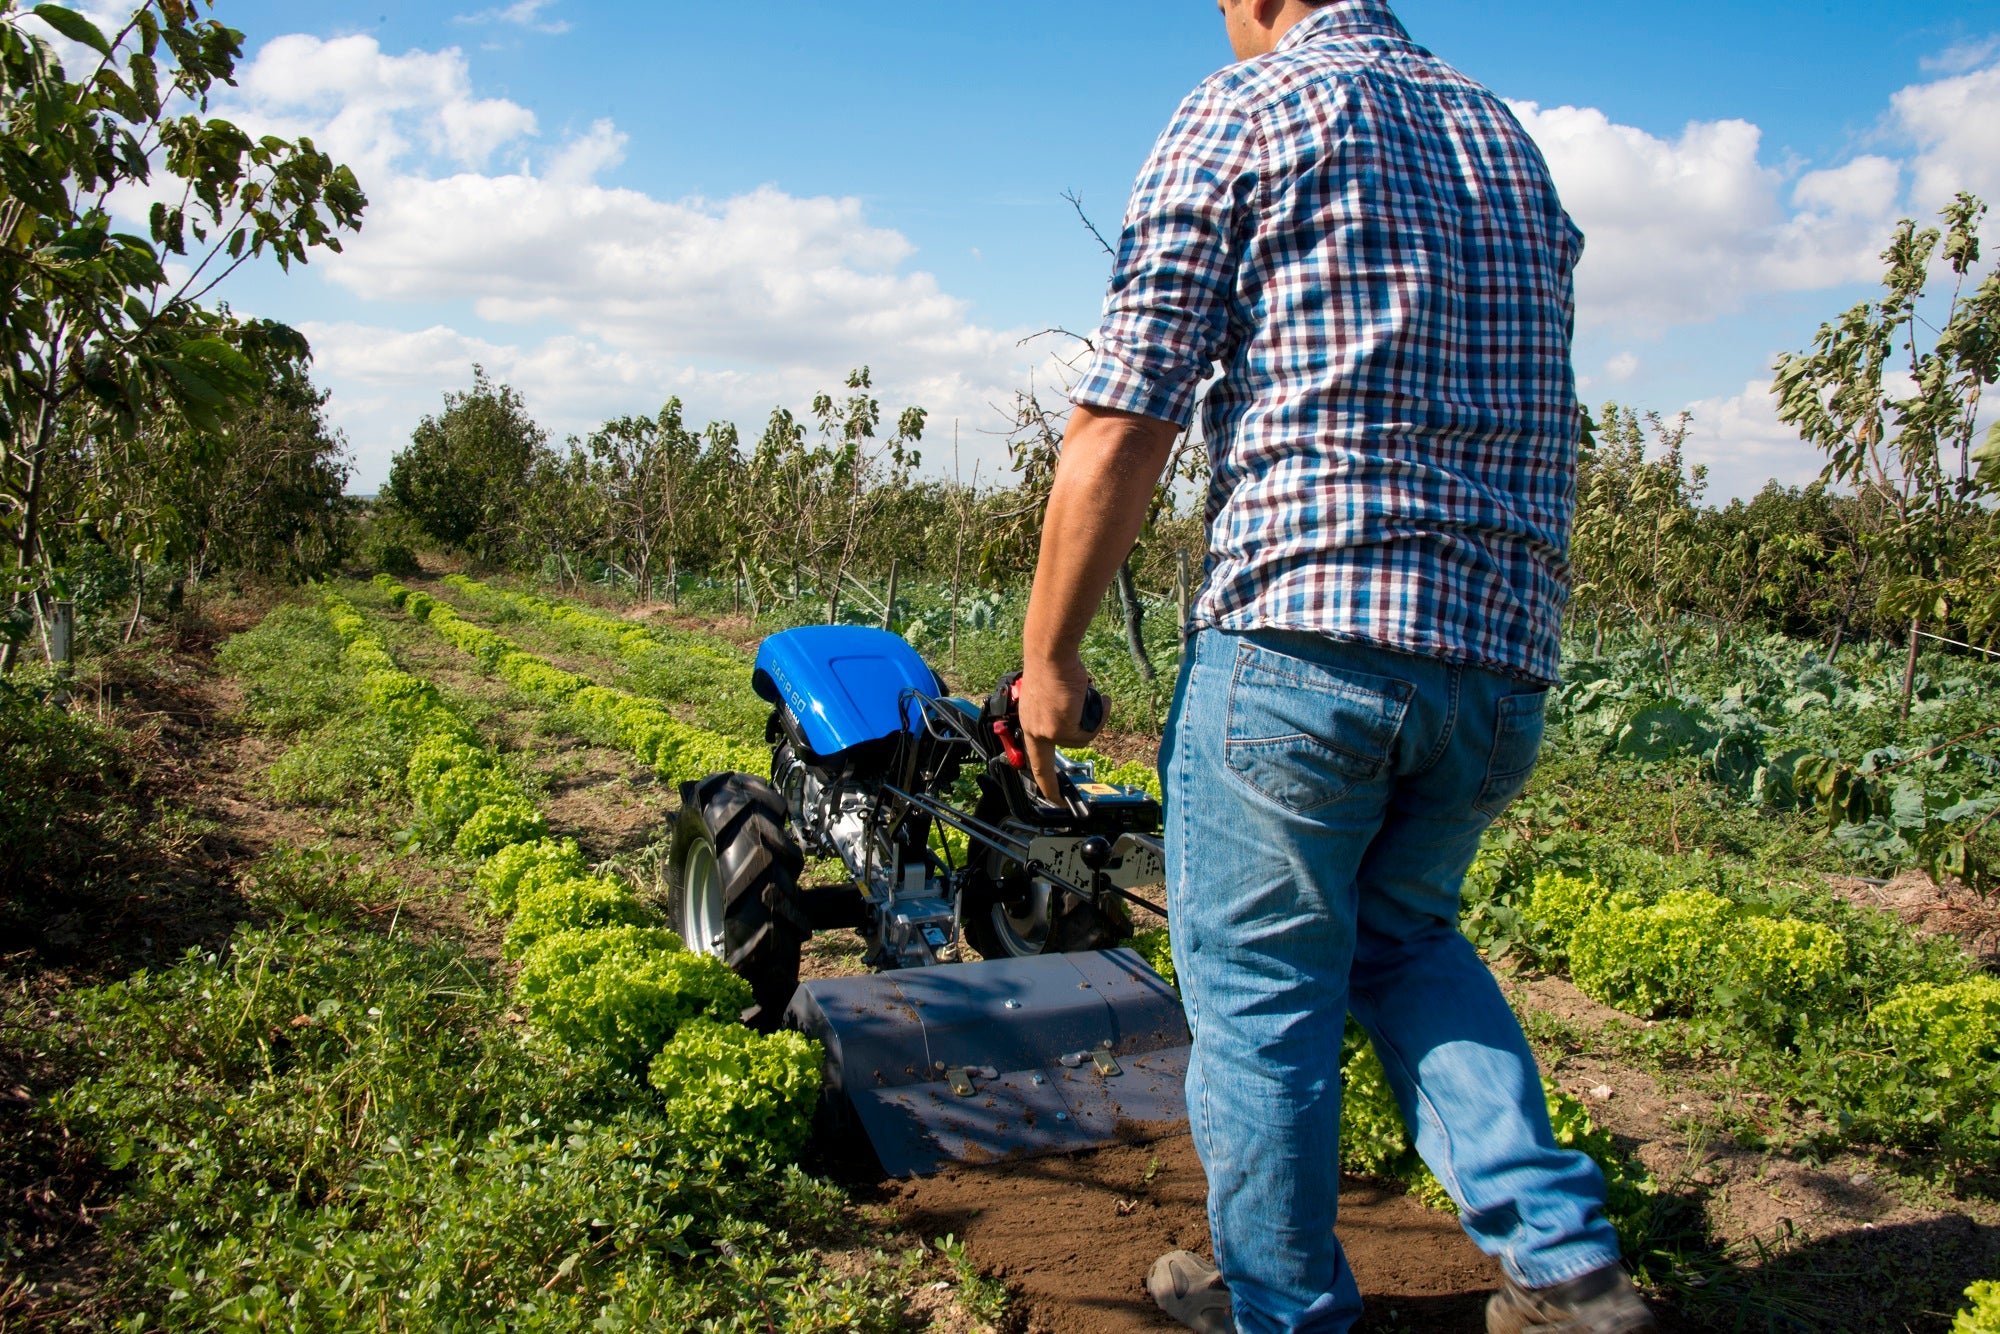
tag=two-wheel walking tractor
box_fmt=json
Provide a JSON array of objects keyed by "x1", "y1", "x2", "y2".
[{"x1": 665, "y1": 626, "x2": 1190, "y2": 1175}]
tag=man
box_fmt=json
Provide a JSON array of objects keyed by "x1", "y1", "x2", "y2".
[{"x1": 1017, "y1": 3, "x2": 1654, "y2": 1333}]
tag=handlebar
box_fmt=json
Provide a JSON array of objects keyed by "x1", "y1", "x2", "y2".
[{"x1": 984, "y1": 670, "x2": 1105, "y2": 770}]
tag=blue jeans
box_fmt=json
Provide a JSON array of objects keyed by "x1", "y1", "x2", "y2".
[{"x1": 1159, "y1": 629, "x2": 1620, "y2": 1334}]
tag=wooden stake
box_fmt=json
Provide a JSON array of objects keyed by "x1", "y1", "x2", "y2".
[
  {"x1": 1901, "y1": 614, "x2": 1921, "y2": 724},
  {"x1": 1176, "y1": 549, "x2": 1191, "y2": 638}
]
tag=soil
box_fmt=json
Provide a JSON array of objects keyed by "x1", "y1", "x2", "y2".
[
  {"x1": 889, "y1": 1133, "x2": 1512, "y2": 1333},
  {"x1": 1827, "y1": 869, "x2": 2000, "y2": 969}
]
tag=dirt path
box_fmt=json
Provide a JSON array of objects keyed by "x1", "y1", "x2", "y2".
[
  {"x1": 890, "y1": 1133, "x2": 1504, "y2": 1333},
  {"x1": 363, "y1": 595, "x2": 677, "y2": 867}
]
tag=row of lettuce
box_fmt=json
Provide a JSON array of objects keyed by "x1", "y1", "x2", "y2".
[
  {"x1": 372, "y1": 575, "x2": 768, "y2": 784},
  {"x1": 440, "y1": 573, "x2": 770, "y2": 740},
  {"x1": 326, "y1": 588, "x2": 818, "y2": 1159},
  {"x1": 35, "y1": 596, "x2": 899, "y2": 1328},
  {"x1": 433, "y1": 571, "x2": 1172, "y2": 800},
  {"x1": 1466, "y1": 831, "x2": 2000, "y2": 1168}
]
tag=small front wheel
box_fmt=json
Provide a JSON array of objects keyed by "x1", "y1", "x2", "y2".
[{"x1": 666, "y1": 772, "x2": 810, "y2": 1029}]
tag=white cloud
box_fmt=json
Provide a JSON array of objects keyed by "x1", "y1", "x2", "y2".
[
  {"x1": 210, "y1": 34, "x2": 1044, "y2": 489},
  {"x1": 1892, "y1": 60, "x2": 2000, "y2": 208},
  {"x1": 230, "y1": 35, "x2": 537, "y2": 174},
  {"x1": 1511, "y1": 103, "x2": 1901, "y2": 331},
  {"x1": 1604, "y1": 352, "x2": 1640, "y2": 383},
  {"x1": 1920, "y1": 36, "x2": 1999, "y2": 75},
  {"x1": 454, "y1": 0, "x2": 571, "y2": 36},
  {"x1": 1679, "y1": 379, "x2": 1825, "y2": 500},
  {"x1": 321, "y1": 170, "x2": 1021, "y2": 382},
  {"x1": 1511, "y1": 48, "x2": 2000, "y2": 335},
  {"x1": 1764, "y1": 155, "x2": 1908, "y2": 290}
]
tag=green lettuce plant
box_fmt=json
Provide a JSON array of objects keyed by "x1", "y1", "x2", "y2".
[
  {"x1": 1130, "y1": 928, "x2": 1175, "y2": 988},
  {"x1": 505, "y1": 875, "x2": 655, "y2": 957},
  {"x1": 1954, "y1": 1281, "x2": 2000, "y2": 1334},
  {"x1": 453, "y1": 797, "x2": 548, "y2": 857},
  {"x1": 648, "y1": 1017, "x2": 823, "y2": 1163},
  {"x1": 514, "y1": 927, "x2": 753, "y2": 1074},
  {"x1": 476, "y1": 837, "x2": 589, "y2": 914},
  {"x1": 1570, "y1": 890, "x2": 1741, "y2": 1016},
  {"x1": 1522, "y1": 870, "x2": 1615, "y2": 964},
  {"x1": 1869, "y1": 978, "x2": 2000, "y2": 1153}
]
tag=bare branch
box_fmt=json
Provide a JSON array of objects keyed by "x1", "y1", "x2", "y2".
[
  {"x1": 1061, "y1": 189, "x2": 1116, "y2": 260},
  {"x1": 1016, "y1": 327, "x2": 1098, "y2": 360}
]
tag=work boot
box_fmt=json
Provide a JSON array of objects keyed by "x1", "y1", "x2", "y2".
[
  {"x1": 1147, "y1": 1250, "x2": 1233, "y2": 1334},
  {"x1": 1487, "y1": 1262, "x2": 1656, "y2": 1333}
]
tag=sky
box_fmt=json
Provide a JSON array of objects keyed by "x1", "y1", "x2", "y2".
[{"x1": 48, "y1": 1, "x2": 2000, "y2": 498}]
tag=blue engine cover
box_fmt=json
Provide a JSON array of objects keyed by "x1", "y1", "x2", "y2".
[{"x1": 753, "y1": 626, "x2": 942, "y2": 758}]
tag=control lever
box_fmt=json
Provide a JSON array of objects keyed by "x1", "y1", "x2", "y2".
[{"x1": 985, "y1": 670, "x2": 1106, "y2": 771}]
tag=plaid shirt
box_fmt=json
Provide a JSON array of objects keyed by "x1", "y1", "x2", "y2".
[{"x1": 1073, "y1": 0, "x2": 1583, "y2": 684}]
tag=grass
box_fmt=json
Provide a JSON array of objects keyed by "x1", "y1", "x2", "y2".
[
  {"x1": 0, "y1": 676, "x2": 157, "y2": 900},
  {"x1": 934, "y1": 1233, "x2": 1015, "y2": 1329},
  {"x1": 46, "y1": 908, "x2": 908, "y2": 1330}
]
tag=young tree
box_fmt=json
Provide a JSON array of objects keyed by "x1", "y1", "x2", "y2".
[
  {"x1": 0, "y1": 0, "x2": 366, "y2": 668},
  {"x1": 1694, "y1": 483, "x2": 1841, "y2": 646},
  {"x1": 384, "y1": 367, "x2": 544, "y2": 563},
  {"x1": 516, "y1": 439, "x2": 599, "y2": 588},
  {"x1": 988, "y1": 361, "x2": 1208, "y2": 683},
  {"x1": 806, "y1": 367, "x2": 924, "y2": 623},
  {"x1": 143, "y1": 347, "x2": 352, "y2": 584},
  {"x1": 744, "y1": 404, "x2": 810, "y2": 603},
  {"x1": 1960, "y1": 429, "x2": 2000, "y2": 645},
  {"x1": 1774, "y1": 193, "x2": 2000, "y2": 711},
  {"x1": 1568, "y1": 405, "x2": 1707, "y2": 676},
  {"x1": 587, "y1": 398, "x2": 703, "y2": 598}
]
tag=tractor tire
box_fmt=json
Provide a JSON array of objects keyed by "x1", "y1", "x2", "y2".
[
  {"x1": 961, "y1": 869, "x2": 1126, "y2": 962},
  {"x1": 666, "y1": 772, "x2": 811, "y2": 1030}
]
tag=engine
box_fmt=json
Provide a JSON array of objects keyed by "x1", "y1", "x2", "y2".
[{"x1": 753, "y1": 626, "x2": 1163, "y2": 971}]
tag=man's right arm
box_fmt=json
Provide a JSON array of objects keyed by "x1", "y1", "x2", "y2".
[
  {"x1": 1016, "y1": 79, "x2": 1261, "y2": 796},
  {"x1": 1070, "y1": 78, "x2": 1261, "y2": 432}
]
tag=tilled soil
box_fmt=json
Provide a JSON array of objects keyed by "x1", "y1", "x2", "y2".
[{"x1": 889, "y1": 1133, "x2": 1503, "y2": 1333}]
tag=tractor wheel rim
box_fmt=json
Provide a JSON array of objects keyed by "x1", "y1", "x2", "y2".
[
  {"x1": 683, "y1": 840, "x2": 725, "y2": 957},
  {"x1": 993, "y1": 880, "x2": 1051, "y2": 956}
]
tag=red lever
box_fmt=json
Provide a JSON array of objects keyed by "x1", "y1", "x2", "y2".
[
  {"x1": 992, "y1": 718, "x2": 1028, "y2": 769},
  {"x1": 995, "y1": 677, "x2": 1028, "y2": 767}
]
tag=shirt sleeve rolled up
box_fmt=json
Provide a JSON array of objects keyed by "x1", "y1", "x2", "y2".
[{"x1": 1072, "y1": 80, "x2": 1261, "y2": 429}]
